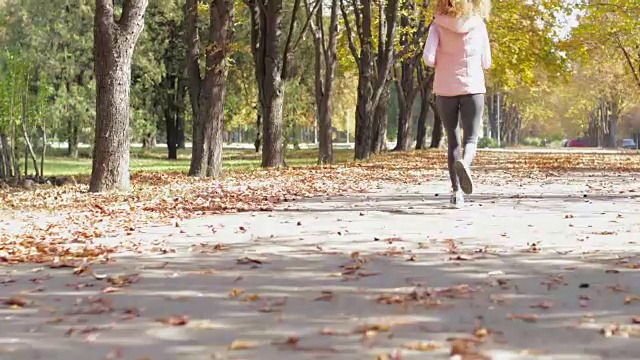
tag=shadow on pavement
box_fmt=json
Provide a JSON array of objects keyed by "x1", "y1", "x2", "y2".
[{"x1": 1, "y1": 242, "x2": 640, "y2": 360}]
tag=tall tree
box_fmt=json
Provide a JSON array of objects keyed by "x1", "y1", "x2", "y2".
[
  {"x1": 393, "y1": 0, "x2": 430, "y2": 152},
  {"x1": 307, "y1": 0, "x2": 339, "y2": 164},
  {"x1": 415, "y1": 62, "x2": 434, "y2": 150},
  {"x1": 340, "y1": 0, "x2": 400, "y2": 160},
  {"x1": 186, "y1": 0, "x2": 235, "y2": 177},
  {"x1": 246, "y1": 0, "x2": 316, "y2": 167},
  {"x1": 90, "y1": 0, "x2": 148, "y2": 192}
]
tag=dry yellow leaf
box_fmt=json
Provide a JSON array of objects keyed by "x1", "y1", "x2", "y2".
[
  {"x1": 241, "y1": 294, "x2": 260, "y2": 302},
  {"x1": 228, "y1": 288, "x2": 245, "y2": 298},
  {"x1": 228, "y1": 340, "x2": 259, "y2": 350},
  {"x1": 403, "y1": 341, "x2": 440, "y2": 351}
]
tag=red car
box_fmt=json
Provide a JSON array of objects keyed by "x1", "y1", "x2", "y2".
[{"x1": 567, "y1": 139, "x2": 586, "y2": 147}]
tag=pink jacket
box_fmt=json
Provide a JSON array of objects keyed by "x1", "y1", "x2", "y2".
[{"x1": 423, "y1": 14, "x2": 491, "y2": 96}]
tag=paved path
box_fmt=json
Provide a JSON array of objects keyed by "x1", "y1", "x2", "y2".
[{"x1": 2, "y1": 172, "x2": 640, "y2": 360}]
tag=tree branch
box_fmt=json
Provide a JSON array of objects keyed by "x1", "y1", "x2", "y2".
[
  {"x1": 118, "y1": 0, "x2": 149, "y2": 33},
  {"x1": 282, "y1": 0, "x2": 303, "y2": 80},
  {"x1": 340, "y1": 0, "x2": 360, "y2": 63},
  {"x1": 95, "y1": 0, "x2": 115, "y2": 28},
  {"x1": 350, "y1": 0, "x2": 363, "y2": 45},
  {"x1": 372, "y1": 0, "x2": 399, "y2": 108},
  {"x1": 292, "y1": 0, "x2": 322, "y2": 52},
  {"x1": 394, "y1": 65, "x2": 406, "y2": 107},
  {"x1": 614, "y1": 36, "x2": 640, "y2": 89}
]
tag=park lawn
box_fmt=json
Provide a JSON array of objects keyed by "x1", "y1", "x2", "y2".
[{"x1": 41, "y1": 147, "x2": 356, "y2": 176}]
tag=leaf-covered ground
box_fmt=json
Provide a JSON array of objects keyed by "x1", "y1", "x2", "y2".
[
  {"x1": 1, "y1": 150, "x2": 640, "y2": 264},
  {"x1": 1, "y1": 150, "x2": 640, "y2": 359}
]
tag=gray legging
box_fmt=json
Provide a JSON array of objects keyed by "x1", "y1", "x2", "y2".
[{"x1": 436, "y1": 94, "x2": 485, "y2": 191}]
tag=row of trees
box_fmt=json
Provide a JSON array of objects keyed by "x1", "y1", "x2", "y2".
[{"x1": 0, "y1": 0, "x2": 638, "y2": 192}]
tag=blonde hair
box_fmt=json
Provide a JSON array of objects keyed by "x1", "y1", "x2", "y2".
[{"x1": 435, "y1": 0, "x2": 491, "y2": 20}]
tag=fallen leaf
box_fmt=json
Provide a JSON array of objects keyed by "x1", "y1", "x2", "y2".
[
  {"x1": 448, "y1": 255, "x2": 472, "y2": 261},
  {"x1": 272, "y1": 336, "x2": 299, "y2": 347},
  {"x1": 473, "y1": 327, "x2": 490, "y2": 338},
  {"x1": 449, "y1": 338, "x2": 490, "y2": 359},
  {"x1": 228, "y1": 340, "x2": 259, "y2": 350},
  {"x1": 354, "y1": 324, "x2": 390, "y2": 334},
  {"x1": 229, "y1": 288, "x2": 245, "y2": 298},
  {"x1": 237, "y1": 257, "x2": 263, "y2": 265},
  {"x1": 526, "y1": 242, "x2": 542, "y2": 253},
  {"x1": 314, "y1": 291, "x2": 334, "y2": 301},
  {"x1": 530, "y1": 300, "x2": 554, "y2": 309},
  {"x1": 319, "y1": 328, "x2": 350, "y2": 336},
  {"x1": 241, "y1": 294, "x2": 260, "y2": 302},
  {"x1": 3, "y1": 297, "x2": 31, "y2": 308},
  {"x1": 593, "y1": 231, "x2": 616, "y2": 235},
  {"x1": 625, "y1": 296, "x2": 640, "y2": 304},
  {"x1": 156, "y1": 315, "x2": 189, "y2": 326},
  {"x1": 507, "y1": 313, "x2": 539, "y2": 323},
  {"x1": 102, "y1": 287, "x2": 123, "y2": 294},
  {"x1": 403, "y1": 341, "x2": 440, "y2": 351}
]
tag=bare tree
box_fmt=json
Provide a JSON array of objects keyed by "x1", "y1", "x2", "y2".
[
  {"x1": 394, "y1": 0, "x2": 431, "y2": 152},
  {"x1": 307, "y1": 0, "x2": 339, "y2": 164},
  {"x1": 245, "y1": 0, "x2": 318, "y2": 167},
  {"x1": 91, "y1": 0, "x2": 148, "y2": 192},
  {"x1": 429, "y1": 96, "x2": 443, "y2": 148},
  {"x1": 415, "y1": 63, "x2": 434, "y2": 150},
  {"x1": 185, "y1": 0, "x2": 235, "y2": 178},
  {"x1": 340, "y1": 0, "x2": 400, "y2": 160}
]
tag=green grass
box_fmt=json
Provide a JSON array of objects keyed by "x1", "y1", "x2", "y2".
[{"x1": 38, "y1": 146, "x2": 355, "y2": 176}]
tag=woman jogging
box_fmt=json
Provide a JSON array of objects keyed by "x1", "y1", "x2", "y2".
[{"x1": 423, "y1": 0, "x2": 492, "y2": 207}]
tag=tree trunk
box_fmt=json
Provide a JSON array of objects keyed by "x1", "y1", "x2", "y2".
[
  {"x1": 186, "y1": 0, "x2": 234, "y2": 177},
  {"x1": 317, "y1": 95, "x2": 333, "y2": 163},
  {"x1": 415, "y1": 65, "x2": 433, "y2": 150},
  {"x1": 393, "y1": 2, "x2": 429, "y2": 152},
  {"x1": 65, "y1": 82, "x2": 80, "y2": 158},
  {"x1": 67, "y1": 117, "x2": 79, "y2": 158},
  {"x1": 355, "y1": 72, "x2": 375, "y2": 159},
  {"x1": 165, "y1": 77, "x2": 178, "y2": 159},
  {"x1": 0, "y1": 133, "x2": 12, "y2": 179},
  {"x1": 259, "y1": 0, "x2": 286, "y2": 168},
  {"x1": 310, "y1": 0, "x2": 339, "y2": 164},
  {"x1": 371, "y1": 82, "x2": 390, "y2": 154},
  {"x1": 90, "y1": 0, "x2": 148, "y2": 192},
  {"x1": 254, "y1": 110, "x2": 262, "y2": 152},
  {"x1": 40, "y1": 125, "x2": 46, "y2": 180},
  {"x1": 20, "y1": 95, "x2": 40, "y2": 178},
  {"x1": 608, "y1": 99, "x2": 619, "y2": 148},
  {"x1": 164, "y1": 23, "x2": 187, "y2": 159},
  {"x1": 164, "y1": 75, "x2": 186, "y2": 160},
  {"x1": 342, "y1": 0, "x2": 399, "y2": 160},
  {"x1": 248, "y1": 2, "x2": 263, "y2": 154},
  {"x1": 0, "y1": 138, "x2": 5, "y2": 180},
  {"x1": 487, "y1": 92, "x2": 498, "y2": 140},
  {"x1": 395, "y1": 97, "x2": 413, "y2": 151},
  {"x1": 415, "y1": 94, "x2": 429, "y2": 150},
  {"x1": 429, "y1": 100, "x2": 443, "y2": 148}
]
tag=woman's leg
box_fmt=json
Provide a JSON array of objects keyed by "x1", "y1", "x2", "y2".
[
  {"x1": 459, "y1": 94, "x2": 485, "y2": 165},
  {"x1": 454, "y1": 94, "x2": 484, "y2": 194},
  {"x1": 436, "y1": 95, "x2": 461, "y2": 191}
]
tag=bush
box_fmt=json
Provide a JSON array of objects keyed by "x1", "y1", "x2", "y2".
[
  {"x1": 521, "y1": 137, "x2": 543, "y2": 147},
  {"x1": 478, "y1": 137, "x2": 498, "y2": 148}
]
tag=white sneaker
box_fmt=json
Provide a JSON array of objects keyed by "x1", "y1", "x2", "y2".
[
  {"x1": 455, "y1": 160, "x2": 473, "y2": 195},
  {"x1": 450, "y1": 190, "x2": 464, "y2": 208}
]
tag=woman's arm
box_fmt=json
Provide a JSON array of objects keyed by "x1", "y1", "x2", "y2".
[
  {"x1": 423, "y1": 23, "x2": 439, "y2": 68},
  {"x1": 481, "y1": 22, "x2": 492, "y2": 69}
]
